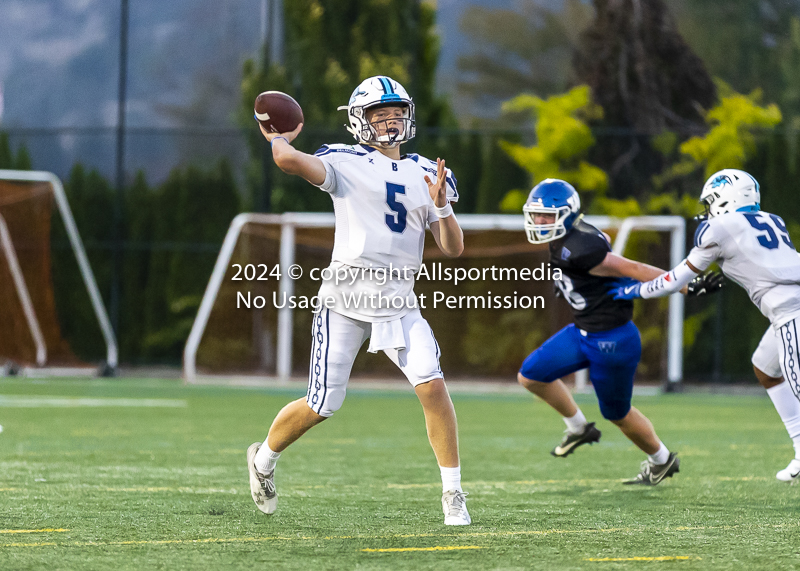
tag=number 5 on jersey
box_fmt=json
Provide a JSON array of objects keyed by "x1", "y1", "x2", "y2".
[{"x1": 385, "y1": 182, "x2": 407, "y2": 233}]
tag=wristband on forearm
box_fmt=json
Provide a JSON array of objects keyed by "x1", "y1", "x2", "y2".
[
  {"x1": 433, "y1": 201, "x2": 453, "y2": 218},
  {"x1": 639, "y1": 260, "x2": 697, "y2": 299},
  {"x1": 270, "y1": 136, "x2": 289, "y2": 147}
]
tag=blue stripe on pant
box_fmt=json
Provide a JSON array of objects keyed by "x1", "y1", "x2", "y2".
[
  {"x1": 519, "y1": 321, "x2": 642, "y2": 421},
  {"x1": 307, "y1": 308, "x2": 330, "y2": 415},
  {"x1": 779, "y1": 319, "x2": 800, "y2": 398}
]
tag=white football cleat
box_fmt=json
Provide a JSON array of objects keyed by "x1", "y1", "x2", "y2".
[
  {"x1": 442, "y1": 490, "x2": 470, "y2": 526},
  {"x1": 247, "y1": 442, "x2": 277, "y2": 514},
  {"x1": 776, "y1": 458, "x2": 800, "y2": 482}
]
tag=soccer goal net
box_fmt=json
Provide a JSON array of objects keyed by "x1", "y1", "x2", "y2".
[
  {"x1": 184, "y1": 213, "x2": 685, "y2": 388},
  {"x1": 0, "y1": 170, "x2": 117, "y2": 376}
]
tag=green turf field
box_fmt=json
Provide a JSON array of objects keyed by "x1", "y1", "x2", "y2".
[{"x1": 0, "y1": 378, "x2": 798, "y2": 570}]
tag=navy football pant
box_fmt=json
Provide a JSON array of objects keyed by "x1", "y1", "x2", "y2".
[{"x1": 519, "y1": 321, "x2": 642, "y2": 421}]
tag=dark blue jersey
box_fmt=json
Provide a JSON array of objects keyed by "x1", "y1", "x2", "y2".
[{"x1": 548, "y1": 218, "x2": 633, "y2": 332}]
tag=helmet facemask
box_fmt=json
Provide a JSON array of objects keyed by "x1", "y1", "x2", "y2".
[
  {"x1": 523, "y1": 203, "x2": 576, "y2": 244},
  {"x1": 338, "y1": 76, "x2": 416, "y2": 148},
  {"x1": 697, "y1": 195, "x2": 716, "y2": 221},
  {"x1": 364, "y1": 104, "x2": 414, "y2": 149}
]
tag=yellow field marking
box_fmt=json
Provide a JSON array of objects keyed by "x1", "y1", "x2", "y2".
[
  {"x1": 0, "y1": 529, "x2": 68, "y2": 534},
  {"x1": 0, "y1": 488, "x2": 17, "y2": 492},
  {"x1": 81, "y1": 537, "x2": 282, "y2": 546},
  {"x1": 2, "y1": 522, "x2": 797, "y2": 549},
  {"x1": 586, "y1": 556, "x2": 699, "y2": 562},
  {"x1": 377, "y1": 527, "x2": 631, "y2": 540},
  {"x1": 0, "y1": 536, "x2": 299, "y2": 548},
  {"x1": 672, "y1": 525, "x2": 733, "y2": 531},
  {"x1": 0, "y1": 529, "x2": 630, "y2": 549},
  {"x1": 362, "y1": 545, "x2": 483, "y2": 553}
]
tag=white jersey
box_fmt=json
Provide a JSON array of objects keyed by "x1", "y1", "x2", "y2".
[
  {"x1": 313, "y1": 143, "x2": 459, "y2": 321},
  {"x1": 687, "y1": 211, "x2": 800, "y2": 326}
]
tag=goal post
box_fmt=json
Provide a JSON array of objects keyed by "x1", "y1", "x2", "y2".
[
  {"x1": 184, "y1": 213, "x2": 685, "y2": 388},
  {"x1": 0, "y1": 169, "x2": 118, "y2": 375},
  {"x1": 612, "y1": 216, "x2": 686, "y2": 387},
  {"x1": 0, "y1": 211, "x2": 46, "y2": 366}
]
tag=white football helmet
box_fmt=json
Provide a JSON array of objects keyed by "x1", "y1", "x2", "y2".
[
  {"x1": 699, "y1": 169, "x2": 761, "y2": 219},
  {"x1": 337, "y1": 76, "x2": 416, "y2": 148}
]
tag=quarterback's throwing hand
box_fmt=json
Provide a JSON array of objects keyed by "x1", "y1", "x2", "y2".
[
  {"x1": 424, "y1": 158, "x2": 448, "y2": 207},
  {"x1": 259, "y1": 122, "x2": 303, "y2": 144},
  {"x1": 607, "y1": 278, "x2": 642, "y2": 300}
]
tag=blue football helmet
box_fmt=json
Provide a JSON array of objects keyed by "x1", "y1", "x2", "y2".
[{"x1": 523, "y1": 179, "x2": 581, "y2": 244}]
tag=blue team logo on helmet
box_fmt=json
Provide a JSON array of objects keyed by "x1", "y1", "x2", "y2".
[
  {"x1": 700, "y1": 169, "x2": 761, "y2": 219},
  {"x1": 348, "y1": 89, "x2": 368, "y2": 105},
  {"x1": 522, "y1": 179, "x2": 581, "y2": 244},
  {"x1": 710, "y1": 175, "x2": 732, "y2": 189}
]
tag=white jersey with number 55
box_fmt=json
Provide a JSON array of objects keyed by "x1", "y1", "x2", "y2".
[{"x1": 687, "y1": 211, "x2": 800, "y2": 326}]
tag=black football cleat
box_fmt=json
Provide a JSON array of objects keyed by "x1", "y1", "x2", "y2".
[
  {"x1": 551, "y1": 422, "x2": 602, "y2": 457},
  {"x1": 623, "y1": 452, "x2": 680, "y2": 485}
]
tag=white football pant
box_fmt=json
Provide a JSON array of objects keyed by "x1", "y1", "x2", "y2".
[{"x1": 306, "y1": 308, "x2": 443, "y2": 417}]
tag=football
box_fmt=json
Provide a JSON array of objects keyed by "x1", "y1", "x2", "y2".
[{"x1": 254, "y1": 91, "x2": 304, "y2": 134}]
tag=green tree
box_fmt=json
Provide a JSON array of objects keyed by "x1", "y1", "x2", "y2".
[
  {"x1": 237, "y1": 0, "x2": 450, "y2": 212},
  {"x1": 680, "y1": 85, "x2": 782, "y2": 176},
  {"x1": 498, "y1": 86, "x2": 608, "y2": 212},
  {"x1": 573, "y1": 0, "x2": 717, "y2": 198},
  {"x1": 0, "y1": 133, "x2": 33, "y2": 170},
  {"x1": 575, "y1": 0, "x2": 716, "y2": 135},
  {"x1": 140, "y1": 160, "x2": 240, "y2": 362},
  {"x1": 674, "y1": 0, "x2": 798, "y2": 117},
  {"x1": 454, "y1": 0, "x2": 593, "y2": 124},
  {"x1": 118, "y1": 171, "x2": 154, "y2": 362},
  {"x1": 779, "y1": 17, "x2": 800, "y2": 130},
  {"x1": 48, "y1": 160, "x2": 240, "y2": 365},
  {"x1": 0, "y1": 133, "x2": 10, "y2": 168}
]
